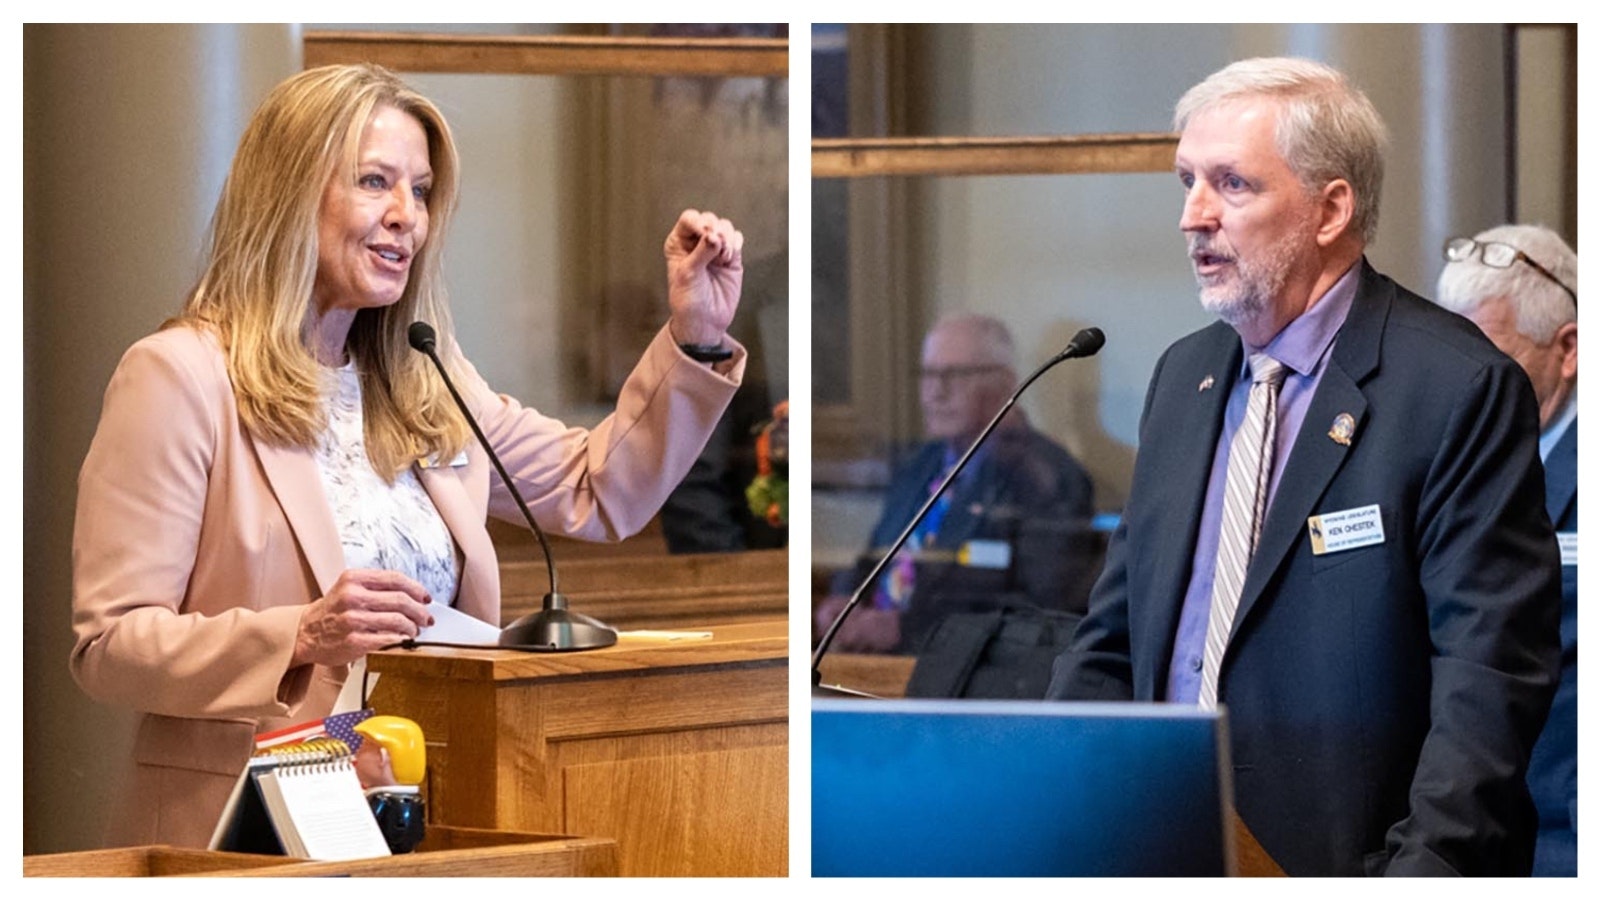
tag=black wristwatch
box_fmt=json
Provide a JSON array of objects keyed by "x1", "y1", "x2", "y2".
[{"x1": 678, "y1": 342, "x2": 734, "y2": 363}]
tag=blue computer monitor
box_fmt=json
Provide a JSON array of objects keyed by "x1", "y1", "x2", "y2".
[{"x1": 812, "y1": 699, "x2": 1233, "y2": 876}]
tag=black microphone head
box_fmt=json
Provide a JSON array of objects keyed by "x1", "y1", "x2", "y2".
[
  {"x1": 407, "y1": 321, "x2": 438, "y2": 353},
  {"x1": 1069, "y1": 327, "x2": 1105, "y2": 357}
]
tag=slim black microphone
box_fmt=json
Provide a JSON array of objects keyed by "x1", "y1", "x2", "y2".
[
  {"x1": 811, "y1": 326, "x2": 1106, "y2": 693},
  {"x1": 408, "y1": 321, "x2": 617, "y2": 651},
  {"x1": 1053, "y1": 326, "x2": 1104, "y2": 362}
]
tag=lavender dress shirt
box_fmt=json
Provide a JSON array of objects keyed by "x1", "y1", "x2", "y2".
[{"x1": 1165, "y1": 265, "x2": 1360, "y2": 702}]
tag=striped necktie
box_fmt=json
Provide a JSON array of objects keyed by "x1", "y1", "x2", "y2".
[{"x1": 1198, "y1": 354, "x2": 1287, "y2": 710}]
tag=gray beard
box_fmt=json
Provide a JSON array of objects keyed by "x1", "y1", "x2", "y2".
[
  {"x1": 1190, "y1": 226, "x2": 1306, "y2": 330},
  {"x1": 1198, "y1": 278, "x2": 1269, "y2": 326}
]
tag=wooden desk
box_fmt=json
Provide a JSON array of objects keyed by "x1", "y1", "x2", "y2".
[
  {"x1": 367, "y1": 620, "x2": 788, "y2": 876},
  {"x1": 1233, "y1": 815, "x2": 1286, "y2": 877},
  {"x1": 815, "y1": 651, "x2": 916, "y2": 699},
  {"x1": 501, "y1": 549, "x2": 788, "y2": 631},
  {"x1": 22, "y1": 828, "x2": 617, "y2": 877}
]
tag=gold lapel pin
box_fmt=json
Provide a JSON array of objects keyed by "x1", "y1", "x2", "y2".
[
  {"x1": 1198, "y1": 374, "x2": 1215, "y2": 392},
  {"x1": 1329, "y1": 412, "x2": 1356, "y2": 446}
]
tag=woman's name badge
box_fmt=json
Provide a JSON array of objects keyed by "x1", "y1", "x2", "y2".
[
  {"x1": 419, "y1": 451, "x2": 470, "y2": 469},
  {"x1": 1307, "y1": 504, "x2": 1384, "y2": 556}
]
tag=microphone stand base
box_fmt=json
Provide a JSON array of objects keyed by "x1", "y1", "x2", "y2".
[{"x1": 499, "y1": 600, "x2": 618, "y2": 652}]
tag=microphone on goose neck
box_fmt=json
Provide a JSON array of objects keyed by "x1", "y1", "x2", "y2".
[
  {"x1": 407, "y1": 321, "x2": 616, "y2": 651},
  {"x1": 811, "y1": 327, "x2": 1106, "y2": 693}
]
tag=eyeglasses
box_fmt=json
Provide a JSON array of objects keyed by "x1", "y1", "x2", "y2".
[
  {"x1": 918, "y1": 364, "x2": 1004, "y2": 388},
  {"x1": 1444, "y1": 237, "x2": 1576, "y2": 305}
]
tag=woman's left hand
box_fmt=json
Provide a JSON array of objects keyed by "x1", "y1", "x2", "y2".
[{"x1": 663, "y1": 209, "x2": 744, "y2": 347}]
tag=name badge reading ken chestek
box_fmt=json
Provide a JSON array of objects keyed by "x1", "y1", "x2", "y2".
[{"x1": 1307, "y1": 504, "x2": 1385, "y2": 556}]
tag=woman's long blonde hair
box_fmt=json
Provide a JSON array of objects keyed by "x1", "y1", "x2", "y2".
[{"x1": 175, "y1": 63, "x2": 469, "y2": 479}]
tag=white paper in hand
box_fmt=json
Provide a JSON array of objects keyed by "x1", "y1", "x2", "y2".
[{"x1": 418, "y1": 602, "x2": 502, "y2": 646}]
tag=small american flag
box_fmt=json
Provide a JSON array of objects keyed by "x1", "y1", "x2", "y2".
[
  {"x1": 254, "y1": 719, "x2": 327, "y2": 750},
  {"x1": 254, "y1": 708, "x2": 375, "y2": 751},
  {"x1": 323, "y1": 709, "x2": 376, "y2": 753}
]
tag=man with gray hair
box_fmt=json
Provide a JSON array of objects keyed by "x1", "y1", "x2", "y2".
[
  {"x1": 817, "y1": 313, "x2": 1095, "y2": 662},
  {"x1": 1437, "y1": 223, "x2": 1576, "y2": 877},
  {"x1": 1048, "y1": 57, "x2": 1560, "y2": 875}
]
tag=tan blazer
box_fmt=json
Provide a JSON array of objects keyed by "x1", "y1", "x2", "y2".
[{"x1": 70, "y1": 323, "x2": 742, "y2": 848}]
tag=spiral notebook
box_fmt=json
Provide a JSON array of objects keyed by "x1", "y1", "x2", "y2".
[{"x1": 209, "y1": 737, "x2": 392, "y2": 861}]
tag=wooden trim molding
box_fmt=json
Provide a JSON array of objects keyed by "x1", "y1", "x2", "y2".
[
  {"x1": 304, "y1": 32, "x2": 789, "y2": 78},
  {"x1": 812, "y1": 133, "x2": 1179, "y2": 179}
]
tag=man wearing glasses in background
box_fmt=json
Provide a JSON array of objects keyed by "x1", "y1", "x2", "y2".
[
  {"x1": 1437, "y1": 225, "x2": 1577, "y2": 877},
  {"x1": 814, "y1": 313, "x2": 1095, "y2": 658}
]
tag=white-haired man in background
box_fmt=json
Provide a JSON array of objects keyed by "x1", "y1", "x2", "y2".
[
  {"x1": 817, "y1": 313, "x2": 1096, "y2": 660},
  {"x1": 1437, "y1": 223, "x2": 1577, "y2": 877}
]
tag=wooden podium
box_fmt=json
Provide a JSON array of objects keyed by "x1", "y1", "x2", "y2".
[{"x1": 366, "y1": 619, "x2": 788, "y2": 876}]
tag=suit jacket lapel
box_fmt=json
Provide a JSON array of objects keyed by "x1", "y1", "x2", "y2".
[
  {"x1": 1232, "y1": 262, "x2": 1387, "y2": 639},
  {"x1": 1544, "y1": 417, "x2": 1577, "y2": 528},
  {"x1": 1136, "y1": 327, "x2": 1240, "y2": 690},
  {"x1": 251, "y1": 437, "x2": 344, "y2": 597},
  {"x1": 417, "y1": 459, "x2": 500, "y2": 625},
  {"x1": 253, "y1": 430, "x2": 499, "y2": 624}
]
